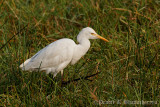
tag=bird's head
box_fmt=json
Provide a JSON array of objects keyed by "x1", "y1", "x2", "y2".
[{"x1": 77, "y1": 27, "x2": 109, "y2": 42}]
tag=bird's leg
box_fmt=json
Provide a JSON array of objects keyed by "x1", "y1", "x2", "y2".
[
  {"x1": 52, "y1": 71, "x2": 58, "y2": 78},
  {"x1": 61, "y1": 70, "x2": 64, "y2": 82}
]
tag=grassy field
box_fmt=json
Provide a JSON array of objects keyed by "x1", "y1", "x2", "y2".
[{"x1": 0, "y1": 0, "x2": 160, "y2": 106}]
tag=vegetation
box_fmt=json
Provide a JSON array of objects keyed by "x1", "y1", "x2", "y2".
[{"x1": 0, "y1": 0, "x2": 159, "y2": 106}]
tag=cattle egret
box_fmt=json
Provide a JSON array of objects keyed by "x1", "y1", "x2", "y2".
[{"x1": 20, "y1": 27, "x2": 109, "y2": 79}]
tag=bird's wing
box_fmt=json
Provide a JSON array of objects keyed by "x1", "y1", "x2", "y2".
[{"x1": 24, "y1": 39, "x2": 76, "y2": 70}]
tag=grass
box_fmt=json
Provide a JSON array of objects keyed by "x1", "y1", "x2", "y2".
[{"x1": 0, "y1": 0, "x2": 160, "y2": 106}]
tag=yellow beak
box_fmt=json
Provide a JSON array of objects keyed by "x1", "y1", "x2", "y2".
[{"x1": 91, "y1": 33, "x2": 109, "y2": 42}]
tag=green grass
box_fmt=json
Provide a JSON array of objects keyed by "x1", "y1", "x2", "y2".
[{"x1": 0, "y1": 0, "x2": 160, "y2": 106}]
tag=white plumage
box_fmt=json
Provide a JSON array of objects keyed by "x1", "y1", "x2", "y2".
[{"x1": 20, "y1": 27, "x2": 109, "y2": 78}]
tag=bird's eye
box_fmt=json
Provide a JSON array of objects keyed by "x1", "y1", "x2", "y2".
[
  {"x1": 91, "y1": 33, "x2": 94, "y2": 35},
  {"x1": 91, "y1": 33, "x2": 96, "y2": 36}
]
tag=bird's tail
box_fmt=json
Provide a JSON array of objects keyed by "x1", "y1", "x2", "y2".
[{"x1": 20, "y1": 58, "x2": 31, "y2": 70}]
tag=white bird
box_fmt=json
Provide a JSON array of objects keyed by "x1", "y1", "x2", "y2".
[{"x1": 20, "y1": 27, "x2": 109, "y2": 79}]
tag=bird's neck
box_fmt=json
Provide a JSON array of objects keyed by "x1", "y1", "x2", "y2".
[
  {"x1": 71, "y1": 38, "x2": 91, "y2": 65},
  {"x1": 77, "y1": 38, "x2": 91, "y2": 53}
]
